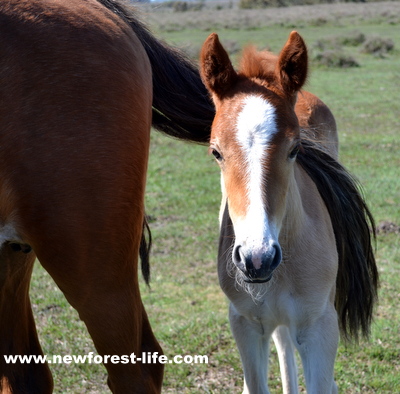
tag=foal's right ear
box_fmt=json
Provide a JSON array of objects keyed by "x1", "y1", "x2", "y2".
[{"x1": 200, "y1": 33, "x2": 238, "y2": 99}]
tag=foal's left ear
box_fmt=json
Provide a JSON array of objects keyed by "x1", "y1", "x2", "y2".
[
  {"x1": 276, "y1": 31, "x2": 308, "y2": 96},
  {"x1": 200, "y1": 33, "x2": 238, "y2": 99}
]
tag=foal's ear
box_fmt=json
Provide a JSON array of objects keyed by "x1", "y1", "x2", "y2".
[
  {"x1": 200, "y1": 33, "x2": 238, "y2": 99},
  {"x1": 276, "y1": 31, "x2": 308, "y2": 96}
]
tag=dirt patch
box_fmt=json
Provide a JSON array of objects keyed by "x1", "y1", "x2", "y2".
[
  {"x1": 193, "y1": 366, "x2": 240, "y2": 393},
  {"x1": 376, "y1": 221, "x2": 400, "y2": 235}
]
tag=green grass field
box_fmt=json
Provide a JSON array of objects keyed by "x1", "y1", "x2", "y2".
[{"x1": 30, "y1": 2, "x2": 399, "y2": 393}]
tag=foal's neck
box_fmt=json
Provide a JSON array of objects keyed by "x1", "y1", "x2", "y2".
[{"x1": 279, "y1": 164, "x2": 308, "y2": 250}]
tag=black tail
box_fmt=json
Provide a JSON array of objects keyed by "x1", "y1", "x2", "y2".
[
  {"x1": 297, "y1": 139, "x2": 379, "y2": 341},
  {"x1": 98, "y1": 0, "x2": 214, "y2": 143},
  {"x1": 139, "y1": 217, "x2": 152, "y2": 286}
]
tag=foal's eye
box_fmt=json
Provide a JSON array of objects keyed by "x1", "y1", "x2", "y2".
[
  {"x1": 211, "y1": 148, "x2": 223, "y2": 162},
  {"x1": 289, "y1": 143, "x2": 300, "y2": 160}
]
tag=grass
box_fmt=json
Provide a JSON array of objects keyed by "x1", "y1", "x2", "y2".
[{"x1": 28, "y1": 2, "x2": 400, "y2": 393}]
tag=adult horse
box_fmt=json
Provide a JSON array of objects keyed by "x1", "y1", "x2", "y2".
[
  {"x1": 200, "y1": 32, "x2": 378, "y2": 393},
  {"x1": 0, "y1": 0, "x2": 213, "y2": 392}
]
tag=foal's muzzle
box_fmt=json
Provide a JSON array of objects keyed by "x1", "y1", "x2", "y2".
[{"x1": 233, "y1": 242, "x2": 282, "y2": 283}]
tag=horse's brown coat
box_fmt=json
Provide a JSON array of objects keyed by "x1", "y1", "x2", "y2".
[{"x1": 0, "y1": 1, "x2": 214, "y2": 392}]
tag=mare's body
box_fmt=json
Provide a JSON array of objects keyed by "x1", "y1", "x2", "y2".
[{"x1": 0, "y1": 1, "x2": 213, "y2": 392}]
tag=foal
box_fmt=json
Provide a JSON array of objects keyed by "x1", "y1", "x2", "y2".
[{"x1": 200, "y1": 32, "x2": 378, "y2": 393}]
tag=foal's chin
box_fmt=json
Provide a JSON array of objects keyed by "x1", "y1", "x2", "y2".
[{"x1": 233, "y1": 270, "x2": 273, "y2": 302}]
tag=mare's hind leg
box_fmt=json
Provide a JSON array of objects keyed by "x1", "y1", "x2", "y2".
[
  {"x1": 294, "y1": 304, "x2": 339, "y2": 394},
  {"x1": 272, "y1": 326, "x2": 298, "y2": 394},
  {"x1": 0, "y1": 244, "x2": 53, "y2": 393},
  {"x1": 38, "y1": 236, "x2": 163, "y2": 393},
  {"x1": 229, "y1": 303, "x2": 271, "y2": 394}
]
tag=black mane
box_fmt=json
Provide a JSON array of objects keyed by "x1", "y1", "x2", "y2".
[{"x1": 297, "y1": 138, "x2": 379, "y2": 341}]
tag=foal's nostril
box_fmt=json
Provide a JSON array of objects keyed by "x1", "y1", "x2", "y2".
[
  {"x1": 233, "y1": 245, "x2": 243, "y2": 265},
  {"x1": 271, "y1": 243, "x2": 282, "y2": 270},
  {"x1": 233, "y1": 244, "x2": 248, "y2": 273}
]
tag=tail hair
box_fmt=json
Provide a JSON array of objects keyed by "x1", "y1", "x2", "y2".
[
  {"x1": 139, "y1": 216, "x2": 152, "y2": 286},
  {"x1": 98, "y1": 0, "x2": 214, "y2": 143},
  {"x1": 297, "y1": 139, "x2": 379, "y2": 342}
]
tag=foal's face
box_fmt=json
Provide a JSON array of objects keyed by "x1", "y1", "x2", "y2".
[
  {"x1": 210, "y1": 93, "x2": 300, "y2": 282},
  {"x1": 200, "y1": 31, "x2": 307, "y2": 283}
]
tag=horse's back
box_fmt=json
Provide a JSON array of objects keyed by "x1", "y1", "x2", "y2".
[{"x1": 296, "y1": 90, "x2": 338, "y2": 159}]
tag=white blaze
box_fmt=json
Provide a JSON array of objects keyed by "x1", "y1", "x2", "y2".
[{"x1": 234, "y1": 95, "x2": 279, "y2": 268}]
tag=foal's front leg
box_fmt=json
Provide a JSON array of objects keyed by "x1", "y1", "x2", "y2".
[
  {"x1": 272, "y1": 325, "x2": 298, "y2": 393},
  {"x1": 294, "y1": 304, "x2": 339, "y2": 394},
  {"x1": 229, "y1": 303, "x2": 271, "y2": 394}
]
